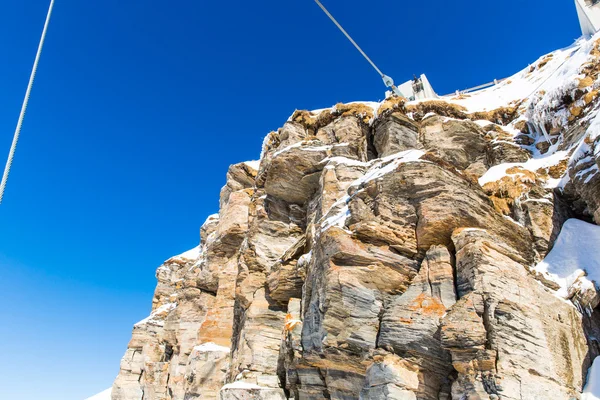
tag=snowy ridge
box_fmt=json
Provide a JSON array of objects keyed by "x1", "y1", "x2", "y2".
[
  {"x1": 243, "y1": 160, "x2": 260, "y2": 170},
  {"x1": 134, "y1": 302, "x2": 177, "y2": 327},
  {"x1": 204, "y1": 213, "x2": 219, "y2": 225},
  {"x1": 171, "y1": 246, "x2": 200, "y2": 261},
  {"x1": 452, "y1": 40, "x2": 586, "y2": 113}
]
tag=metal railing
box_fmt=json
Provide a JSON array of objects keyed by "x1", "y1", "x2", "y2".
[{"x1": 441, "y1": 78, "x2": 507, "y2": 97}]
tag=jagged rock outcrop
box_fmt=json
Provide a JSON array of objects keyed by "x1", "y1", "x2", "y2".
[
  {"x1": 110, "y1": 34, "x2": 600, "y2": 400},
  {"x1": 446, "y1": 228, "x2": 588, "y2": 399}
]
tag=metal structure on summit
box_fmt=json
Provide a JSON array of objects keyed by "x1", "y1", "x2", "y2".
[
  {"x1": 575, "y1": 0, "x2": 600, "y2": 36},
  {"x1": 314, "y1": 0, "x2": 600, "y2": 99},
  {"x1": 0, "y1": 0, "x2": 55, "y2": 204}
]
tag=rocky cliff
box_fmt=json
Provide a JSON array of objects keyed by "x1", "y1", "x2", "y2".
[{"x1": 109, "y1": 34, "x2": 600, "y2": 400}]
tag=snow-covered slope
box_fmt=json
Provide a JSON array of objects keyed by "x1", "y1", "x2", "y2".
[{"x1": 447, "y1": 38, "x2": 591, "y2": 114}]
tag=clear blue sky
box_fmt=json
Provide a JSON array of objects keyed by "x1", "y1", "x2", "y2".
[{"x1": 0, "y1": 1, "x2": 581, "y2": 399}]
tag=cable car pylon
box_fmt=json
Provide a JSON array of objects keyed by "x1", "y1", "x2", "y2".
[{"x1": 0, "y1": 0, "x2": 55, "y2": 204}]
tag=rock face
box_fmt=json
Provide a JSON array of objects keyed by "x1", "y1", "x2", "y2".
[
  {"x1": 446, "y1": 229, "x2": 588, "y2": 400},
  {"x1": 111, "y1": 35, "x2": 600, "y2": 400}
]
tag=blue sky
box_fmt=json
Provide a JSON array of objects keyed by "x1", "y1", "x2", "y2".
[{"x1": 0, "y1": 0, "x2": 582, "y2": 399}]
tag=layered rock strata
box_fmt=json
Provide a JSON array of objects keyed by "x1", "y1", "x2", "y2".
[{"x1": 112, "y1": 35, "x2": 600, "y2": 400}]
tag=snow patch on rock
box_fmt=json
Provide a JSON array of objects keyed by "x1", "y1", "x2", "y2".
[
  {"x1": 319, "y1": 149, "x2": 426, "y2": 233},
  {"x1": 172, "y1": 246, "x2": 200, "y2": 261},
  {"x1": 134, "y1": 302, "x2": 177, "y2": 327},
  {"x1": 479, "y1": 150, "x2": 570, "y2": 187},
  {"x1": 534, "y1": 219, "x2": 600, "y2": 299},
  {"x1": 193, "y1": 342, "x2": 230, "y2": 353},
  {"x1": 243, "y1": 160, "x2": 261, "y2": 170},
  {"x1": 221, "y1": 381, "x2": 263, "y2": 390}
]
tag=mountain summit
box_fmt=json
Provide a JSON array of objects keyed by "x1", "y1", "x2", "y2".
[{"x1": 103, "y1": 32, "x2": 600, "y2": 400}]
